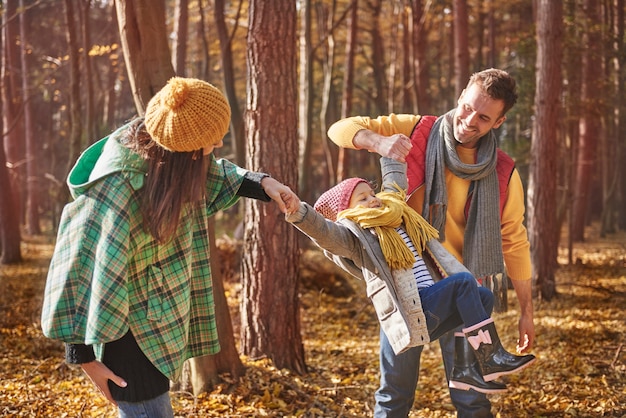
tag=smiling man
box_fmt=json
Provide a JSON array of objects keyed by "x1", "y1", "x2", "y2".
[{"x1": 327, "y1": 68, "x2": 534, "y2": 418}]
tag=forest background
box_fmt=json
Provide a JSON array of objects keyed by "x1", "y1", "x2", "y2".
[{"x1": 0, "y1": 0, "x2": 625, "y2": 416}]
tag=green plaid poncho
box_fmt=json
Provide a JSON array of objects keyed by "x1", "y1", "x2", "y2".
[{"x1": 41, "y1": 127, "x2": 246, "y2": 381}]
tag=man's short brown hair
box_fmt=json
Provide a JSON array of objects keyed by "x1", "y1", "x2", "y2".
[{"x1": 467, "y1": 68, "x2": 518, "y2": 116}]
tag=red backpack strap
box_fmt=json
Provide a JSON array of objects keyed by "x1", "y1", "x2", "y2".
[{"x1": 406, "y1": 115, "x2": 437, "y2": 195}]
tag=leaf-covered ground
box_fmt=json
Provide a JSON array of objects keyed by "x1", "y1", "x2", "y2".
[{"x1": 1, "y1": 224, "x2": 624, "y2": 417}]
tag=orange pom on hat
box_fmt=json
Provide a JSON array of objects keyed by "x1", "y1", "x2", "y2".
[
  {"x1": 144, "y1": 77, "x2": 231, "y2": 152},
  {"x1": 314, "y1": 178, "x2": 370, "y2": 222}
]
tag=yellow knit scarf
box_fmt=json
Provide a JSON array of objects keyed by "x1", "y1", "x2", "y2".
[{"x1": 338, "y1": 185, "x2": 439, "y2": 271}]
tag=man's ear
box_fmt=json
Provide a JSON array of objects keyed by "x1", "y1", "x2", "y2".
[{"x1": 493, "y1": 115, "x2": 506, "y2": 129}]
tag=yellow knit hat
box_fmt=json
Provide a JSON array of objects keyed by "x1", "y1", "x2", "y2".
[{"x1": 144, "y1": 77, "x2": 231, "y2": 152}]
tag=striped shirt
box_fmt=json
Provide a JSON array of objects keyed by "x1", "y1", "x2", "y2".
[{"x1": 396, "y1": 227, "x2": 434, "y2": 289}]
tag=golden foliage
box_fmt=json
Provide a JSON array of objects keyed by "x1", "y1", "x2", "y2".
[{"x1": 0, "y1": 227, "x2": 624, "y2": 417}]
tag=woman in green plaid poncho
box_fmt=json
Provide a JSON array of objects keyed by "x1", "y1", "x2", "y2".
[{"x1": 41, "y1": 78, "x2": 300, "y2": 417}]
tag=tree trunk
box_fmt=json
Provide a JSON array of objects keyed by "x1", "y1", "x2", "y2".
[
  {"x1": 178, "y1": 218, "x2": 244, "y2": 395},
  {"x1": 386, "y1": 0, "x2": 400, "y2": 113},
  {"x1": 476, "y1": 4, "x2": 486, "y2": 69},
  {"x1": 207, "y1": 217, "x2": 245, "y2": 375},
  {"x1": 336, "y1": 0, "x2": 357, "y2": 182},
  {"x1": 115, "y1": 0, "x2": 243, "y2": 394},
  {"x1": 615, "y1": 0, "x2": 626, "y2": 231},
  {"x1": 369, "y1": 0, "x2": 387, "y2": 115},
  {"x1": 401, "y1": 5, "x2": 412, "y2": 111},
  {"x1": 63, "y1": 0, "x2": 82, "y2": 182},
  {"x1": 19, "y1": 0, "x2": 40, "y2": 235},
  {"x1": 571, "y1": 0, "x2": 602, "y2": 242},
  {"x1": 115, "y1": 0, "x2": 174, "y2": 113},
  {"x1": 487, "y1": 0, "x2": 496, "y2": 68},
  {"x1": 192, "y1": 0, "x2": 210, "y2": 79},
  {"x1": 0, "y1": 134, "x2": 21, "y2": 264},
  {"x1": 101, "y1": 6, "x2": 121, "y2": 134},
  {"x1": 453, "y1": 0, "x2": 469, "y2": 99},
  {"x1": 411, "y1": 0, "x2": 431, "y2": 114},
  {"x1": 79, "y1": 0, "x2": 96, "y2": 143},
  {"x1": 215, "y1": 0, "x2": 245, "y2": 166},
  {"x1": 528, "y1": 0, "x2": 563, "y2": 301},
  {"x1": 297, "y1": 0, "x2": 314, "y2": 201},
  {"x1": 172, "y1": 0, "x2": 188, "y2": 76},
  {"x1": 563, "y1": 0, "x2": 583, "y2": 263},
  {"x1": 1, "y1": 0, "x2": 23, "y2": 263},
  {"x1": 242, "y1": 0, "x2": 305, "y2": 375},
  {"x1": 318, "y1": 1, "x2": 337, "y2": 185},
  {"x1": 600, "y1": 0, "x2": 624, "y2": 235},
  {"x1": 340, "y1": 0, "x2": 357, "y2": 120}
]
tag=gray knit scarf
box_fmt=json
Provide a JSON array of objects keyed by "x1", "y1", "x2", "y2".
[{"x1": 421, "y1": 109, "x2": 504, "y2": 278}]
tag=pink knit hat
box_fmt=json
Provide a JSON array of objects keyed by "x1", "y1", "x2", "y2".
[{"x1": 314, "y1": 178, "x2": 370, "y2": 222}]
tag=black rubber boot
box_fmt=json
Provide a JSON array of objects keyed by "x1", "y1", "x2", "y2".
[
  {"x1": 464, "y1": 318, "x2": 536, "y2": 382},
  {"x1": 448, "y1": 333, "x2": 507, "y2": 394}
]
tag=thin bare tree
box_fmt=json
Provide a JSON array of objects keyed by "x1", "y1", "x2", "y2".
[
  {"x1": 411, "y1": 0, "x2": 431, "y2": 113},
  {"x1": 172, "y1": 0, "x2": 189, "y2": 76},
  {"x1": 336, "y1": 0, "x2": 357, "y2": 182},
  {"x1": 115, "y1": 0, "x2": 174, "y2": 113},
  {"x1": 19, "y1": 0, "x2": 40, "y2": 235},
  {"x1": 571, "y1": 0, "x2": 603, "y2": 241},
  {"x1": 453, "y1": 0, "x2": 469, "y2": 99},
  {"x1": 528, "y1": 0, "x2": 563, "y2": 301},
  {"x1": 615, "y1": 0, "x2": 626, "y2": 231},
  {"x1": 0, "y1": 132, "x2": 21, "y2": 263},
  {"x1": 0, "y1": 0, "x2": 23, "y2": 263},
  {"x1": 318, "y1": 1, "x2": 338, "y2": 184},
  {"x1": 600, "y1": 0, "x2": 624, "y2": 235},
  {"x1": 400, "y1": 5, "x2": 412, "y2": 111},
  {"x1": 297, "y1": 0, "x2": 314, "y2": 201},
  {"x1": 369, "y1": 0, "x2": 387, "y2": 114},
  {"x1": 214, "y1": 0, "x2": 245, "y2": 166},
  {"x1": 63, "y1": 0, "x2": 82, "y2": 178},
  {"x1": 79, "y1": 0, "x2": 96, "y2": 142}
]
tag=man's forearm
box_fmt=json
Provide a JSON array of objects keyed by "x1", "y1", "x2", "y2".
[
  {"x1": 509, "y1": 278, "x2": 534, "y2": 316},
  {"x1": 352, "y1": 129, "x2": 379, "y2": 151}
]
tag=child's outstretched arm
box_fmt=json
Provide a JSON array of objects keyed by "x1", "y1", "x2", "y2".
[{"x1": 285, "y1": 202, "x2": 364, "y2": 264}]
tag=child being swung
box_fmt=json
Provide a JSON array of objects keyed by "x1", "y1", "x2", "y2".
[{"x1": 286, "y1": 157, "x2": 535, "y2": 394}]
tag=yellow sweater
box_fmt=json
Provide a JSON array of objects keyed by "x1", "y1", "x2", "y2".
[{"x1": 328, "y1": 114, "x2": 531, "y2": 282}]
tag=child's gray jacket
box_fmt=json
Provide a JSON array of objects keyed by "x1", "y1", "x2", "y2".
[{"x1": 287, "y1": 158, "x2": 469, "y2": 354}]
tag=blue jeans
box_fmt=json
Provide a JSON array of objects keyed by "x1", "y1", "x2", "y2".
[
  {"x1": 374, "y1": 272, "x2": 495, "y2": 418},
  {"x1": 419, "y1": 272, "x2": 494, "y2": 340},
  {"x1": 117, "y1": 391, "x2": 174, "y2": 418}
]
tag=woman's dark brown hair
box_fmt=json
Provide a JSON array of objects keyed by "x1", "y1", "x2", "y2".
[{"x1": 121, "y1": 118, "x2": 209, "y2": 243}]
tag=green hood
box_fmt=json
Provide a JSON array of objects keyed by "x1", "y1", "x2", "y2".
[{"x1": 67, "y1": 124, "x2": 147, "y2": 199}]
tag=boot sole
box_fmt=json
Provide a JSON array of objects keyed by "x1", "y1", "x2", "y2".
[
  {"x1": 449, "y1": 380, "x2": 507, "y2": 394},
  {"x1": 483, "y1": 357, "x2": 537, "y2": 382}
]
